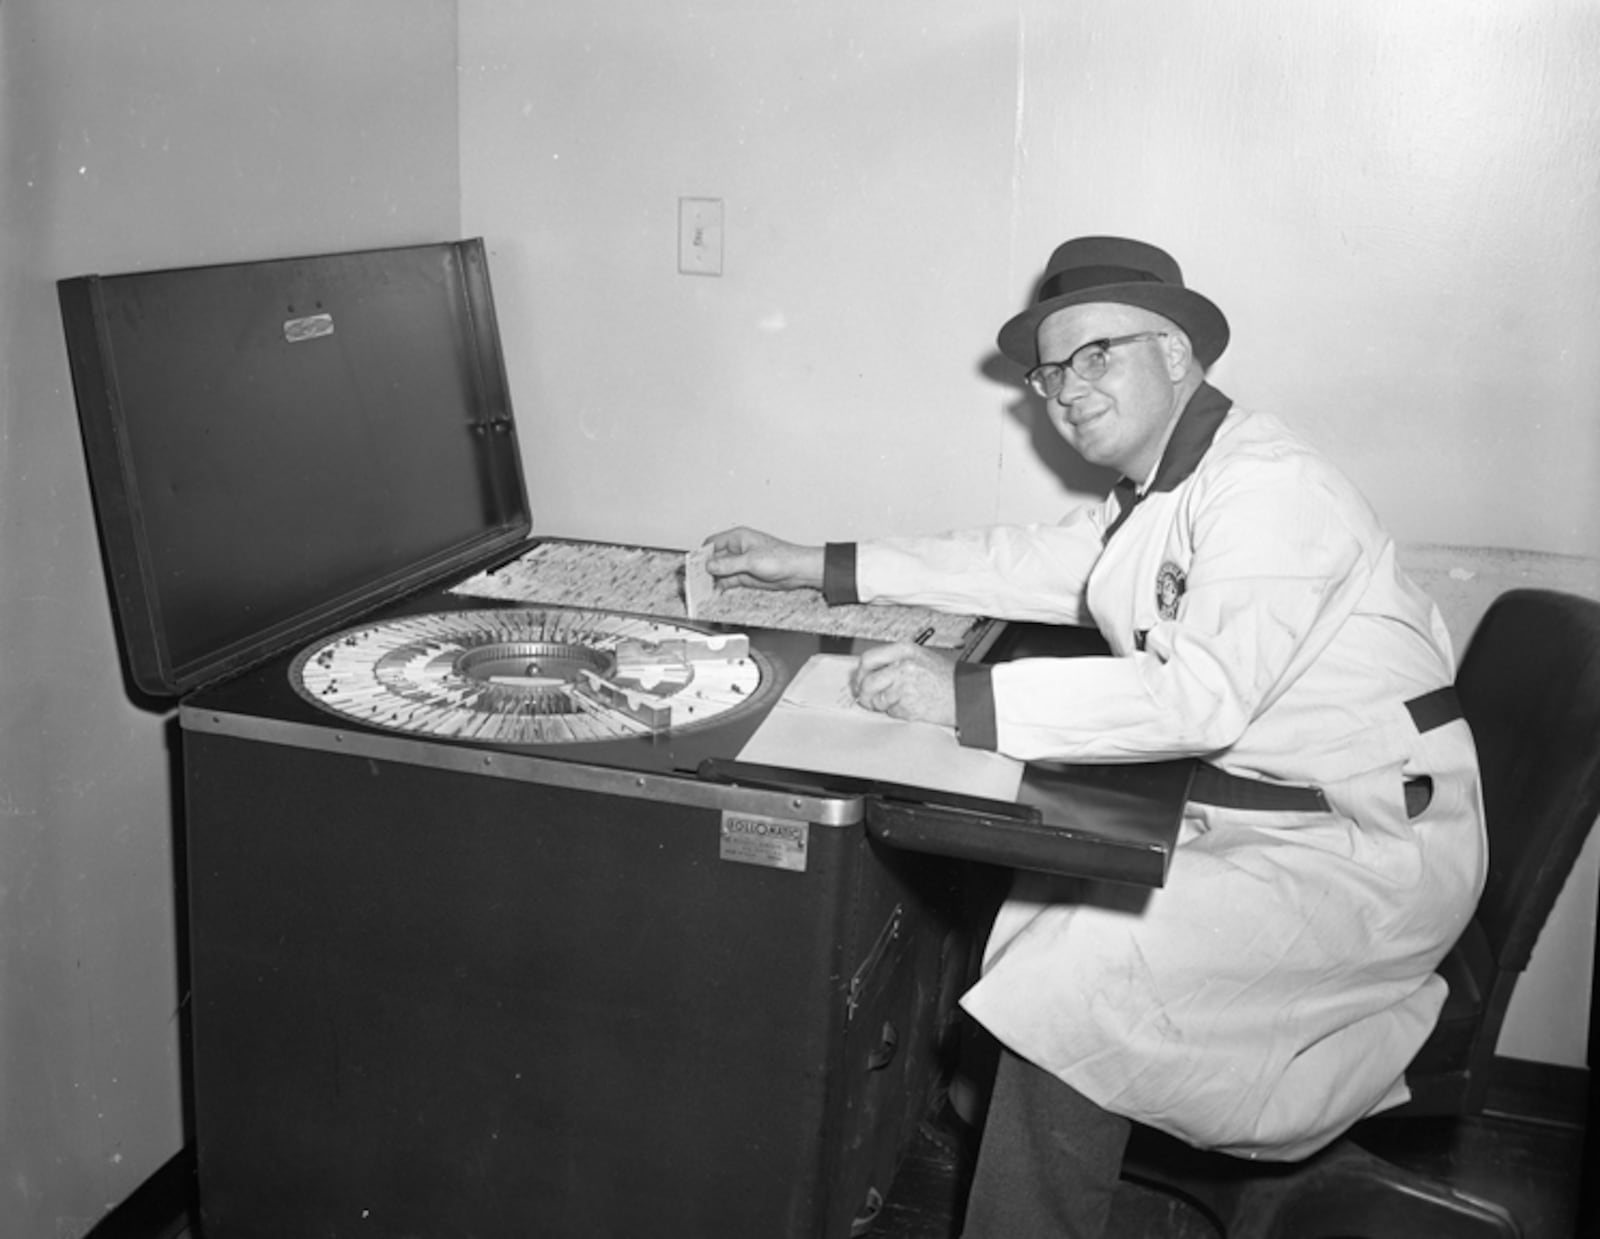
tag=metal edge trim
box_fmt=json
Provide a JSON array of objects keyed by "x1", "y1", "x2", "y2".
[
  {"x1": 961, "y1": 617, "x2": 1007, "y2": 662},
  {"x1": 178, "y1": 704, "x2": 865, "y2": 827}
]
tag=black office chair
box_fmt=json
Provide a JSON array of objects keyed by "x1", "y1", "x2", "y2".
[{"x1": 1119, "y1": 587, "x2": 1600, "y2": 1239}]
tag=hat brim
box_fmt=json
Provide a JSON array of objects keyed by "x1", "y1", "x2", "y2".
[{"x1": 997, "y1": 283, "x2": 1230, "y2": 370}]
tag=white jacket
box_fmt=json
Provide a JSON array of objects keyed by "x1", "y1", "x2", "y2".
[{"x1": 843, "y1": 388, "x2": 1487, "y2": 1159}]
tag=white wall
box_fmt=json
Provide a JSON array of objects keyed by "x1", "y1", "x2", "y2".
[
  {"x1": 461, "y1": 4, "x2": 1027, "y2": 545},
  {"x1": 460, "y1": 0, "x2": 1600, "y2": 1065},
  {"x1": 462, "y1": 0, "x2": 1599, "y2": 557},
  {"x1": 0, "y1": 4, "x2": 460, "y2": 1235}
]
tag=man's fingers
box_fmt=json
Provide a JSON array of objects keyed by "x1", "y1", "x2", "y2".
[{"x1": 851, "y1": 644, "x2": 914, "y2": 704}]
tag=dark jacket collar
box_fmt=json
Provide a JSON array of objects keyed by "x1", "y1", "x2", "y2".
[
  {"x1": 1104, "y1": 382, "x2": 1233, "y2": 543},
  {"x1": 1141, "y1": 381, "x2": 1233, "y2": 496}
]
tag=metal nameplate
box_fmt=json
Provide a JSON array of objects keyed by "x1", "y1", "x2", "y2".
[
  {"x1": 282, "y1": 313, "x2": 334, "y2": 344},
  {"x1": 720, "y1": 810, "x2": 809, "y2": 872}
]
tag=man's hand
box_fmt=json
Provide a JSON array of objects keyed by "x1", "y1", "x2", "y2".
[
  {"x1": 851, "y1": 643, "x2": 957, "y2": 727},
  {"x1": 703, "y1": 526, "x2": 825, "y2": 592}
]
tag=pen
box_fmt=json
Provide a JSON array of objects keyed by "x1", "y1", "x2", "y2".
[{"x1": 912, "y1": 626, "x2": 936, "y2": 646}]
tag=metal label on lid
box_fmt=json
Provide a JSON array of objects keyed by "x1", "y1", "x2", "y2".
[
  {"x1": 283, "y1": 313, "x2": 334, "y2": 343},
  {"x1": 720, "y1": 810, "x2": 809, "y2": 872}
]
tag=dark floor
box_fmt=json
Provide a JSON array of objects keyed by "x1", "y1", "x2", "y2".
[
  {"x1": 119, "y1": 1079, "x2": 1592, "y2": 1239},
  {"x1": 866, "y1": 1105, "x2": 1589, "y2": 1239}
]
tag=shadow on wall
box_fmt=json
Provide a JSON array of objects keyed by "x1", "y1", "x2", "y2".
[{"x1": 980, "y1": 350, "x2": 1119, "y2": 497}]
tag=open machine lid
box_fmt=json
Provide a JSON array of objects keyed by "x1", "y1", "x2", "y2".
[{"x1": 59, "y1": 238, "x2": 530, "y2": 698}]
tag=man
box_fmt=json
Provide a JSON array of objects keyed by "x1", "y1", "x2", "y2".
[{"x1": 705, "y1": 236, "x2": 1485, "y2": 1239}]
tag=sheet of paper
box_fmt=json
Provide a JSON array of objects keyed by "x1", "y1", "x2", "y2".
[
  {"x1": 739, "y1": 655, "x2": 1024, "y2": 802},
  {"x1": 778, "y1": 652, "x2": 871, "y2": 711}
]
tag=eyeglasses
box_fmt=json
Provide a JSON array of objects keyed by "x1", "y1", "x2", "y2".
[{"x1": 1023, "y1": 332, "x2": 1168, "y2": 399}]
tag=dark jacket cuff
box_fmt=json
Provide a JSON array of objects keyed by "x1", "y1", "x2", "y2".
[
  {"x1": 822, "y1": 542, "x2": 860, "y2": 605},
  {"x1": 953, "y1": 662, "x2": 998, "y2": 750}
]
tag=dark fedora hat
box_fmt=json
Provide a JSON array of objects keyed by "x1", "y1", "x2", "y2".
[{"x1": 996, "y1": 236, "x2": 1229, "y2": 369}]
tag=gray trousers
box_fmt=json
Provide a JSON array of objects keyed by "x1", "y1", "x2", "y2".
[{"x1": 961, "y1": 1047, "x2": 1131, "y2": 1239}]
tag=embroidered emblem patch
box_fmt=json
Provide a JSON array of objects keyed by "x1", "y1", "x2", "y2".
[{"x1": 1155, "y1": 562, "x2": 1187, "y2": 620}]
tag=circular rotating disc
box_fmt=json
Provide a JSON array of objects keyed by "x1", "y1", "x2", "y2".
[{"x1": 291, "y1": 608, "x2": 774, "y2": 744}]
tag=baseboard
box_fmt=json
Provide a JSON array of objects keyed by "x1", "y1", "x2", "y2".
[
  {"x1": 1485, "y1": 1054, "x2": 1591, "y2": 1129},
  {"x1": 83, "y1": 1148, "x2": 192, "y2": 1239}
]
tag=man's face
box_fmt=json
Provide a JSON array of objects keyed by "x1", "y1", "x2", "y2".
[{"x1": 1034, "y1": 303, "x2": 1188, "y2": 481}]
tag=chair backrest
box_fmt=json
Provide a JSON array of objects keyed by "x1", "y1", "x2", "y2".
[{"x1": 1456, "y1": 588, "x2": 1600, "y2": 974}]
